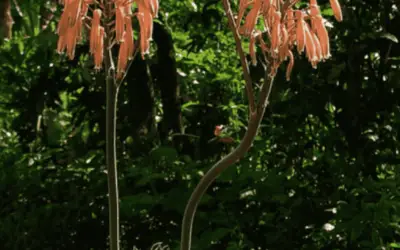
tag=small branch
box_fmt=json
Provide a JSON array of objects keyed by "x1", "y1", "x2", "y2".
[
  {"x1": 170, "y1": 133, "x2": 201, "y2": 139},
  {"x1": 222, "y1": 0, "x2": 256, "y2": 113},
  {"x1": 108, "y1": 48, "x2": 116, "y2": 81},
  {"x1": 12, "y1": 0, "x2": 23, "y2": 17}
]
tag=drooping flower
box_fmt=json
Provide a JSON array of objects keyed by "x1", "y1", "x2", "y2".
[
  {"x1": 270, "y1": 11, "x2": 281, "y2": 54},
  {"x1": 235, "y1": 0, "x2": 343, "y2": 80},
  {"x1": 115, "y1": 5, "x2": 126, "y2": 42},
  {"x1": 304, "y1": 23, "x2": 317, "y2": 66},
  {"x1": 56, "y1": 0, "x2": 159, "y2": 77},
  {"x1": 330, "y1": 0, "x2": 343, "y2": 22},
  {"x1": 94, "y1": 26, "x2": 105, "y2": 69},
  {"x1": 125, "y1": 16, "x2": 135, "y2": 60},
  {"x1": 89, "y1": 9, "x2": 102, "y2": 55},
  {"x1": 295, "y1": 10, "x2": 306, "y2": 54},
  {"x1": 286, "y1": 50, "x2": 294, "y2": 81},
  {"x1": 117, "y1": 32, "x2": 129, "y2": 78}
]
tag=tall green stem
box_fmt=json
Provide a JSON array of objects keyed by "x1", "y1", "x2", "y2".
[
  {"x1": 104, "y1": 21, "x2": 120, "y2": 249},
  {"x1": 106, "y1": 72, "x2": 120, "y2": 250},
  {"x1": 106, "y1": 75, "x2": 120, "y2": 250},
  {"x1": 180, "y1": 75, "x2": 274, "y2": 250}
]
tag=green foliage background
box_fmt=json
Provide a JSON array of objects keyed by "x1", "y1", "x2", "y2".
[{"x1": 1, "y1": 0, "x2": 400, "y2": 249}]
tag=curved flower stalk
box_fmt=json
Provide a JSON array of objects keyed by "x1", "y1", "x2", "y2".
[
  {"x1": 55, "y1": 1, "x2": 159, "y2": 250},
  {"x1": 180, "y1": 0, "x2": 342, "y2": 249}
]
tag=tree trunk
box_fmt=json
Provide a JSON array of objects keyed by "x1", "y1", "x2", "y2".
[{"x1": 0, "y1": 0, "x2": 13, "y2": 41}]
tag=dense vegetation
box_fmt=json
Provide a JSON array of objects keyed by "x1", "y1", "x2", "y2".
[{"x1": 0, "y1": 0, "x2": 399, "y2": 249}]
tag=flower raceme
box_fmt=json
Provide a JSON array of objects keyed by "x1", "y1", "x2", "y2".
[
  {"x1": 236, "y1": 0, "x2": 342, "y2": 80},
  {"x1": 56, "y1": 0, "x2": 159, "y2": 78}
]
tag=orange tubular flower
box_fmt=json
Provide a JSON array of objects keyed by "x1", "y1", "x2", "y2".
[
  {"x1": 57, "y1": 9, "x2": 69, "y2": 36},
  {"x1": 134, "y1": 0, "x2": 158, "y2": 59},
  {"x1": 56, "y1": 0, "x2": 159, "y2": 73},
  {"x1": 149, "y1": 0, "x2": 159, "y2": 18},
  {"x1": 125, "y1": 16, "x2": 135, "y2": 60},
  {"x1": 94, "y1": 26, "x2": 104, "y2": 69},
  {"x1": 278, "y1": 26, "x2": 289, "y2": 61},
  {"x1": 239, "y1": 0, "x2": 261, "y2": 36},
  {"x1": 143, "y1": 10, "x2": 153, "y2": 43},
  {"x1": 56, "y1": 0, "x2": 90, "y2": 58},
  {"x1": 329, "y1": 0, "x2": 343, "y2": 22},
  {"x1": 66, "y1": 21, "x2": 79, "y2": 59},
  {"x1": 236, "y1": 0, "x2": 249, "y2": 28},
  {"x1": 235, "y1": 0, "x2": 343, "y2": 80},
  {"x1": 249, "y1": 32, "x2": 257, "y2": 65},
  {"x1": 313, "y1": 15, "x2": 330, "y2": 59},
  {"x1": 309, "y1": 4, "x2": 320, "y2": 33},
  {"x1": 68, "y1": 0, "x2": 82, "y2": 26},
  {"x1": 115, "y1": 6, "x2": 125, "y2": 42},
  {"x1": 90, "y1": 9, "x2": 101, "y2": 55},
  {"x1": 56, "y1": 35, "x2": 67, "y2": 54},
  {"x1": 295, "y1": 11, "x2": 305, "y2": 54},
  {"x1": 117, "y1": 32, "x2": 129, "y2": 78},
  {"x1": 286, "y1": 50, "x2": 294, "y2": 81},
  {"x1": 270, "y1": 11, "x2": 281, "y2": 54},
  {"x1": 312, "y1": 32, "x2": 323, "y2": 62},
  {"x1": 286, "y1": 9, "x2": 296, "y2": 46},
  {"x1": 304, "y1": 24, "x2": 316, "y2": 63}
]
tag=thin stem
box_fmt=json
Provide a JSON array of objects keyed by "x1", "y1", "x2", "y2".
[
  {"x1": 222, "y1": 0, "x2": 256, "y2": 113},
  {"x1": 104, "y1": 2, "x2": 120, "y2": 248},
  {"x1": 180, "y1": 74, "x2": 274, "y2": 250},
  {"x1": 105, "y1": 57, "x2": 120, "y2": 250}
]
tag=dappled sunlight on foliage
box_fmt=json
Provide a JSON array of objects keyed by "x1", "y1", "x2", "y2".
[{"x1": 0, "y1": 0, "x2": 400, "y2": 249}]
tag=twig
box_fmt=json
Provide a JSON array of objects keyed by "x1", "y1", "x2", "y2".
[
  {"x1": 12, "y1": 0, "x2": 23, "y2": 17},
  {"x1": 222, "y1": 0, "x2": 256, "y2": 113}
]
